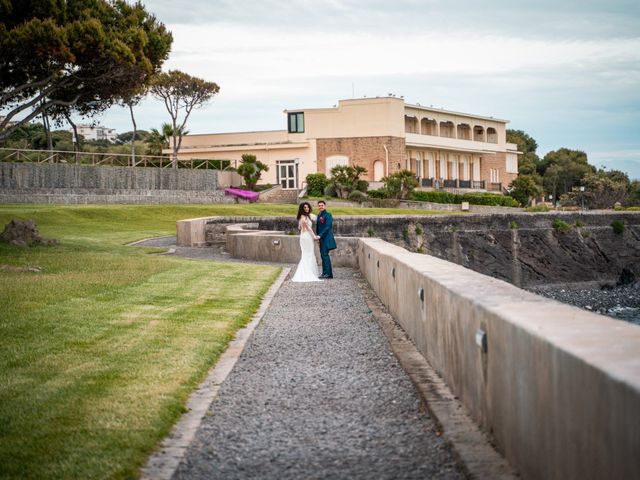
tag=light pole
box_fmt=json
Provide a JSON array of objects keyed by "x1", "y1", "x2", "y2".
[{"x1": 579, "y1": 186, "x2": 585, "y2": 210}]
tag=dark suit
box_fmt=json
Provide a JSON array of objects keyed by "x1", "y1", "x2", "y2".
[{"x1": 316, "y1": 210, "x2": 336, "y2": 277}]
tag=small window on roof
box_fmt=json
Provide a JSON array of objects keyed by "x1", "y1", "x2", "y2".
[{"x1": 288, "y1": 112, "x2": 304, "y2": 133}]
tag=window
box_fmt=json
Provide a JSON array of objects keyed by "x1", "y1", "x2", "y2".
[
  {"x1": 288, "y1": 112, "x2": 304, "y2": 133},
  {"x1": 506, "y1": 153, "x2": 518, "y2": 173}
]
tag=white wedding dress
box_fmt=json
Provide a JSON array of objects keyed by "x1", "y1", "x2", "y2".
[{"x1": 291, "y1": 215, "x2": 322, "y2": 282}]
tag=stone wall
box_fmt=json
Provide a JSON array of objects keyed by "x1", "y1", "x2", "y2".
[
  {"x1": 178, "y1": 211, "x2": 640, "y2": 287},
  {"x1": 0, "y1": 162, "x2": 239, "y2": 204}
]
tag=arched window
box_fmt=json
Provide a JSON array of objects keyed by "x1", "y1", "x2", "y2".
[
  {"x1": 487, "y1": 127, "x2": 498, "y2": 143},
  {"x1": 457, "y1": 123, "x2": 471, "y2": 140},
  {"x1": 473, "y1": 126, "x2": 484, "y2": 142},
  {"x1": 373, "y1": 160, "x2": 384, "y2": 181},
  {"x1": 404, "y1": 115, "x2": 418, "y2": 133},
  {"x1": 439, "y1": 121, "x2": 455, "y2": 138},
  {"x1": 421, "y1": 118, "x2": 437, "y2": 135}
]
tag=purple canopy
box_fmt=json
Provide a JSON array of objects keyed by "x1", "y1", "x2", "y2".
[{"x1": 224, "y1": 187, "x2": 260, "y2": 203}]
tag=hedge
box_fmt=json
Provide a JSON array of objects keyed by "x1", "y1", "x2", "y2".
[{"x1": 410, "y1": 190, "x2": 519, "y2": 207}]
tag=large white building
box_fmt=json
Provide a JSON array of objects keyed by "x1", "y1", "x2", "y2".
[
  {"x1": 73, "y1": 124, "x2": 117, "y2": 143},
  {"x1": 172, "y1": 96, "x2": 520, "y2": 193}
]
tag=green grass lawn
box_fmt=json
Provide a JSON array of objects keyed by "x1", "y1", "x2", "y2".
[
  {"x1": 0, "y1": 205, "x2": 286, "y2": 479},
  {"x1": 0, "y1": 203, "x2": 448, "y2": 479}
]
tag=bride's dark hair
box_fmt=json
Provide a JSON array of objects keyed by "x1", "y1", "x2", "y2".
[{"x1": 296, "y1": 202, "x2": 312, "y2": 220}]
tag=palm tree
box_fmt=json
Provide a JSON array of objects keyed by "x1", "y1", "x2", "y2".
[{"x1": 146, "y1": 123, "x2": 188, "y2": 156}]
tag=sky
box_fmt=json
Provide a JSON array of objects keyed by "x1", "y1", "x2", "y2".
[{"x1": 94, "y1": 0, "x2": 640, "y2": 179}]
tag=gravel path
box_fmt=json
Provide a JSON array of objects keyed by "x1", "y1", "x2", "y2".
[{"x1": 172, "y1": 268, "x2": 464, "y2": 480}]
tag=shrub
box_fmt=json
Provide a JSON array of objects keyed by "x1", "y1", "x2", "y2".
[
  {"x1": 348, "y1": 190, "x2": 368, "y2": 202},
  {"x1": 305, "y1": 173, "x2": 328, "y2": 197},
  {"x1": 402, "y1": 227, "x2": 409, "y2": 242},
  {"x1": 409, "y1": 190, "x2": 518, "y2": 207},
  {"x1": 575, "y1": 219, "x2": 585, "y2": 227},
  {"x1": 367, "y1": 226, "x2": 375, "y2": 237},
  {"x1": 415, "y1": 225, "x2": 423, "y2": 235},
  {"x1": 611, "y1": 220, "x2": 625, "y2": 234},
  {"x1": 382, "y1": 170, "x2": 418, "y2": 199},
  {"x1": 356, "y1": 180, "x2": 369, "y2": 193},
  {"x1": 552, "y1": 218, "x2": 571, "y2": 232},
  {"x1": 510, "y1": 221, "x2": 518, "y2": 229},
  {"x1": 323, "y1": 183, "x2": 336, "y2": 198},
  {"x1": 367, "y1": 188, "x2": 387, "y2": 199}
]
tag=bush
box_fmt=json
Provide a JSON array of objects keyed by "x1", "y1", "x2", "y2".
[
  {"x1": 409, "y1": 190, "x2": 518, "y2": 207},
  {"x1": 575, "y1": 219, "x2": 584, "y2": 227},
  {"x1": 367, "y1": 188, "x2": 387, "y2": 199},
  {"x1": 552, "y1": 218, "x2": 571, "y2": 232},
  {"x1": 611, "y1": 220, "x2": 625, "y2": 234},
  {"x1": 356, "y1": 179, "x2": 369, "y2": 193},
  {"x1": 367, "y1": 226, "x2": 375, "y2": 237},
  {"x1": 510, "y1": 221, "x2": 518, "y2": 229},
  {"x1": 415, "y1": 225, "x2": 423, "y2": 235},
  {"x1": 323, "y1": 183, "x2": 336, "y2": 198},
  {"x1": 348, "y1": 190, "x2": 368, "y2": 202},
  {"x1": 306, "y1": 173, "x2": 328, "y2": 196}
]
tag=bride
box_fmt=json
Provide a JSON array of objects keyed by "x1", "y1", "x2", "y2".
[{"x1": 291, "y1": 202, "x2": 322, "y2": 282}]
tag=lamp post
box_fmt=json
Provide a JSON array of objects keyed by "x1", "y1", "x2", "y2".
[{"x1": 579, "y1": 186, "x2": 585, "y2": 210}]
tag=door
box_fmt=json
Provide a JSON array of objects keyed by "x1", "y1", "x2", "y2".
[
  {"x1": 326, "y1": 155, "x2": 349, "y2": 176},
  {"x1": 277, "y1": 160, "x2": 298, "y2": 189}
]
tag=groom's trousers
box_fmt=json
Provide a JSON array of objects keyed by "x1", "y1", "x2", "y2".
[{"x1": 319, "y1": 241, "x2": 333, "y2": 277}]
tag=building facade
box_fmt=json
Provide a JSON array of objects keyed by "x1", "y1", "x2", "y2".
[
  {"x1": 174, "y1": 97, "x2": 519, "y2": 193},
  {"x1": 74, "y1": 124, "x2": 117, "y2": 143}
]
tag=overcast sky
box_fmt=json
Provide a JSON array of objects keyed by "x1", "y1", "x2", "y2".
[{"x1": 97, "y1": 0, "x2": 640, "y2": 179}]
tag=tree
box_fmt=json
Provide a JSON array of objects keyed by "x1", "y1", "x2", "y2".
[
  {"x1": 146, "y1": 123, "x2": 187, "y2": 156},
  {"x1": 508, "y1": 175, "x2": 542, "y2": 207},
  {"x1": 541, "y1": 148, "x2": 595, "y2": 200},
  {"x1": 381, "y1": 170, "x2": 419, "y2": 199},
  {"x1": 507, "y1": 129, "x2": 543, "y2": 177},
  {"x1": 237, "y1": 154, "x2": 268, "y2": 191},
  {"x1": 0, "y1": 0, "x2": 173, "y2": 140},
  {"x1": 150, "y1": 70, "x2": 220, "y2": 167},
  {"x1": 329, "y1": 165, "x2": 368, "y2": 199},
  {"x1": 563, "y1": 172, "x2": 629, "y2": 209}
]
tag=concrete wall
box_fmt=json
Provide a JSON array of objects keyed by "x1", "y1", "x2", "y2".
[
  {"x1": 358, "y1": 238, "x2": 640, "y2": 480},
  {"x1": 224, "y1": 223, "x2": 358, "y2": 266},
  {"x1": 0, "y1": 163, "x2": 240, "y2": 204},
  {"x1": 178, "y1": 212, "x2": 640, "y2": 287}
]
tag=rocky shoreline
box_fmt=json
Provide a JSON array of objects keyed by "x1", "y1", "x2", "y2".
[{"x1": 529, "y1": 282, "x2": 640, "y2": 326}]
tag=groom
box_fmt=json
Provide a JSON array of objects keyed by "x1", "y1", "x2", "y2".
[{"x1": 316, "y1": 200, "x2": 336, "y2": 279}]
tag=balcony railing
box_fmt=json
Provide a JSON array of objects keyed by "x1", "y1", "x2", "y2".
[
  {"x1": 0, "y1": 147, "x2": 233, "y2": 170},
  {"x1": 421, "y1": 178, "x2": 487, "y2": 190}
]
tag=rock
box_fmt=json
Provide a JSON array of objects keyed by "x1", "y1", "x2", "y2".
[
  {"x1": 617, "y1": 267, "x2": 636, "y2": 286},
  {"x1": 0, "y1": 219, "x2": 58, "y2": 247}
]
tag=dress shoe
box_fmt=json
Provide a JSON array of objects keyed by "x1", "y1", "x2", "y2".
[{"x1": 319, "y1": 274, "x2": 333, "y2": 279}]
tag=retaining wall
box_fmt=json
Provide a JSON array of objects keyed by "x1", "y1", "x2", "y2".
[
  {"x1": 224, "y1": 223, "x2": 358, "y2": 266},
  {"x1": 177, "y1": 212, "x2": 640, "y2": 286},
  {"x1": 358, "y1": 238, "x2": 640, "y2": 480},
  {"x1": 0, "y1": 163, "x2": 241, "y2": 204}
]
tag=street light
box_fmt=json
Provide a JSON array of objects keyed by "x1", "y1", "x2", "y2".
[{"x1": 579, "y1": 186, "x2": 585, "y2": 210}]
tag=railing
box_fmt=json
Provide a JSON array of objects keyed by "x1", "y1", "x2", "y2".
[
  {"x1": 487, "y1": 182, "x2": 502, "y2": 192},
  {"x1": 0, "y1": 147, "x2": 234, "y2": 170},
  {"x1": 422, "y1": 178, "x2": 487, "y2": 190},
  {"x1": 421, "y1": 178, "x2": 433, "y2": 187}
]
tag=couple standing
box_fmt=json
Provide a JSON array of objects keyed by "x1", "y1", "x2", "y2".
[{"x1": 291, "y1": 200, "x2": 336, "y2": 282}]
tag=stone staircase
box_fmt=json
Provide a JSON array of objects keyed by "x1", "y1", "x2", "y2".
[{"x1": 258, "y1": 185, "x2": 299, "y2": 204}]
